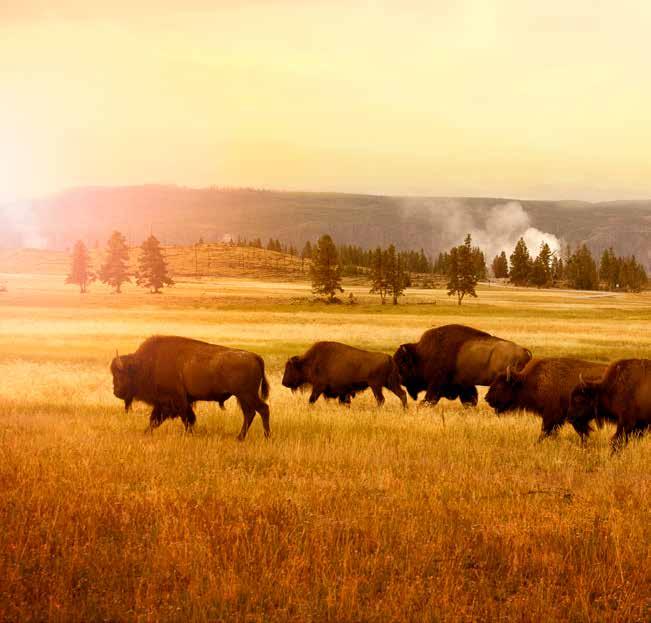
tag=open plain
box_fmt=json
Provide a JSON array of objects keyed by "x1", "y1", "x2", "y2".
[{"x1": 0, "y1": 274, "x2": 650, "y2": 622}]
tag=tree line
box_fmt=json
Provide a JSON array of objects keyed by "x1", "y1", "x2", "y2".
[
  {"x1": 490, "y1": 238, "x2": 647, "y2": 292},
  {"x1": 66, "y1": 232, "x2": 174, "y2": 294},
  {"x1": 67, "y1": 229, "x2": 647, "y2": 301},
  {"x1": 235, "y1": 236, "x2": 433, "y2": 276},
  {"x1": 308, "y1": 235, "x2": 409, "y2": 304}
]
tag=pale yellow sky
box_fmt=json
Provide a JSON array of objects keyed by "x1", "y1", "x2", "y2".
[{"x1": 1, "y1": 1, "x2": 651, "y2": 202}]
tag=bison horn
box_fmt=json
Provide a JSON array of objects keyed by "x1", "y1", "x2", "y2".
[
  {"x1": 506, "y1": 365, "x2": 511, "y2": 382},
  {"x1": 115, "y1": 350, "x2": 124, "y2": 370},
  {"x1": 579, "y1": 373, "x2": 585, "y2": 387}
]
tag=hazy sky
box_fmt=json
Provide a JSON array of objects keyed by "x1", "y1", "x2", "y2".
[{"x1": 2, "y1": 1, "x2": 651, "y2": 202}]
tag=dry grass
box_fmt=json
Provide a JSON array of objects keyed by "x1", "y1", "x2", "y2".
[
  {"x1": 0, "y1": 243, "x2": 308, "y2": 281},
  {"x1": 0, "y1": 275, "x2": 650, "y2": 622}
]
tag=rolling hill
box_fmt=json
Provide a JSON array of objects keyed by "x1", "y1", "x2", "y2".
[{"x1": 2, "y1": 186, "x2": 650, "y2": 269}]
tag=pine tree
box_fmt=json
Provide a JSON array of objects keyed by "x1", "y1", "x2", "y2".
[
  {"x1": 617, "y1": 255, "x2": 647, "y2": 292},
  {"x1": 566, "y1": 244, "x2": 598, "y2": 290},
  {"x1": 99, "y1": 231, "x2": 131, "y2": 293},
  {"x1": 135, "y1": 235, "x2": 174, "y2": 293},
  {"x1": 301, "y1": 241, "x2": 313, "y2": 273},
  {"x1": 530, "y1": 242, "x2": 552, "y2": 287},
  {"x1": 433, "y1": 251, "x2": 450, "y2": 274},
  {"x1": 384, "y1": 244, "x2": 408, "y2": 305},
  {"x1": 599, "y1": 247, "x2": 619, "y2": 290},
  {"x1": 66, "y1": 240, "x2": 95, "y2": 293},
  {"x1": 509, "y1": 238, "x2": 532, "y2": 286},
  {"x1": 538, "y1": 242, "x2": 553, "y2": 282},
  {"x1": 417, "y1": 248, "x2": 431, "y2": 273},
  {"x1": 551, "y1": 256, "x2": 564, "y2": 283},
  {"x1": 471, "y1": 247, "x2": 487, "y2": 280},
  {"x1": 369, "y1": 247, "x2": 388, "y2": 304},
  {"x1": 447, "y1": 234, "x2": 478, "y2": 305},
  {"x1": 530, "y1": 256, "x2": 548, "y2": 287},
  {"x1": 491, "y1": 251, "x2": 509, "y2": 278},
  {"x1": 310, "y1": 234, "x2": 343, "y2": 302}
]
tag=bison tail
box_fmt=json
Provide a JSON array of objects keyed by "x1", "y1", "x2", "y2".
[
  {"x1": 260, "y1": 374, "x2": 270, "y2": 400},
  {"x1": 256, "y1": 356, "x2": 270, "y2": 400}
]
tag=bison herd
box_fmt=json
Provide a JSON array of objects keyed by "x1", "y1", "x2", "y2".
[{"x1": 110, "y1": 325, "x2": 650, "y2": 452}]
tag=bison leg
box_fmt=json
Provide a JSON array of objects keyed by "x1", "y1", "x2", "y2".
[
  {"x1": 308, "y1": 388, "x2": 322, "y2": 404},
  {"x1": 422, "y1": 387, "x2": 441, "y2": 407},
  {"x1": 387, "y1": 380, "x2": 407, "y2": 409},
  {"x1": 182, "y1": 405, "x2": 197, "y2": 433},
  {"x1": 537, "y1": 419, "x2": 562, "y2": 443},
  {"x1": 145, "y1": 405, "x2": 164, "y2": 434},
  {"x1": 338, "y1": 394, "x2": 352, "y2": 406},
  {"x1": 610, "y1": 422, "x2": 629, "y2": 453},
  {"x1": 236, "y1": 400, "x2": 257, "y2": 441},
  {"x1": 255, "y1": 399, "x2": 271, "y2": 438},
  {"x1": 459, "y1": 386, "x2": 478, "y2": 408},
  {"x1": 570, "y1": 420, "x2": 592, "y2": 447},
  {"x1": 371, "y1": 385, "x2": 386, "y2": 407}
]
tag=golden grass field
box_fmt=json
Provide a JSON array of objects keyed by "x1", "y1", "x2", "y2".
[{"x1": 0, "y1": 272, "x2": 650, "y2": 622}]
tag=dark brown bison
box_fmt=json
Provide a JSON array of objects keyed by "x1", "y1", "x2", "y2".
[
  {"x1": 393, "y1": 324, "x2": 531, "y2": 407},
  {"x1": 282, "y1": 341, "x2": 407, "y2": 408},
  {"x1": 568, "y1": 359, "x2": 651, "y2": 451},
  {"x1": 110, "y1": 336, "x2": 270, "y2": 440},
  {"x1": 485, "y1": 357, "x2": 607, "y2": 442}
]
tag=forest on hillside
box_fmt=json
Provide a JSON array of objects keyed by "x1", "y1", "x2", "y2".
[{"x1": 3, "y1": 186, "x2": 650, "y2": 271}]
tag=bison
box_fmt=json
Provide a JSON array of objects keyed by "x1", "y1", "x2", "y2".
[
  {"x1": 282, "y1": 341, "x2": 407, "y2": 408},
  {"x1": 393, "y1": 324, "x2": 531, "y2": 407},
  {"x1": 568, "y1": 359, "x2": 651, "y2": 451},
  {"x1": 485, "y1": 357, "x2": 607, "y2": 443},
  {"x1": 110, "y1": 335, "x2": 270, "y2": 440}
]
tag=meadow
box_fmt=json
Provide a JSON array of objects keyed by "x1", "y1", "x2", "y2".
[{"x1": 0, "y1": 273, "x2": 650, "y2": 622}]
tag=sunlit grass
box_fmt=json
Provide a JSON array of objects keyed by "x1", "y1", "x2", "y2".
[{"x1": 0, "y1": 275, "x2": 650, "y2": 621}]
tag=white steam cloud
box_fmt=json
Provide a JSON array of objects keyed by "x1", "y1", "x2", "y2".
[
  {"x1": 468, "y1": 201, "x2": 561, "y2": 264},
  {"x1": 401, "y1": 199, "x2": 561, "y2": 266}
]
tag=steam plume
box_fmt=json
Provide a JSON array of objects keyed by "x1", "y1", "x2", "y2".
[
  {"x1": 402, "y1": 199, "x2": 561, "y2": 262},
  {"x1": 469, "y1": 202, "x2": 561, "y2": 262}
]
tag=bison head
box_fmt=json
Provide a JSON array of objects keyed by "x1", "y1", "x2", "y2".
[
  {"x1": 110, "y1": 351, "x2": 137, "y2": 411},
  {"x1": 282, "y1": 356, "x2": 306, "y2": 391},
  {"x1": 393, "y1": 344, "x2": 424, "y2": 400},
  {"x1": 567, "y1": 376, "x2": 601, "y2": 429},
  {"x1": 485, "y1": 366, "x2": 523, "y2": 414}
]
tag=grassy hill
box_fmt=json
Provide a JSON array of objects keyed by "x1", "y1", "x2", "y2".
[
  {"x1": 3, "y1": 186, "x2": 651, "y2": 268},
  {"x1": 0, "y1": 244, "x2": 310, "y2": 281}
]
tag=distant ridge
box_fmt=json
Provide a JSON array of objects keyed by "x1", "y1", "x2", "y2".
[{"x1": 3, "y1": 185, "x2": 650, "y2": 269}]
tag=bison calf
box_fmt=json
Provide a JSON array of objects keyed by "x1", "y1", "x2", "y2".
[
  {"x1": 111, "y1": 335, "x2": 270, "y2": 440},
  {"x1": 394, "y1": 324, "x2": 531, "y2": 407},
  {"x1": 282, "y1": 341, "x2": 407, "y2": 408},
  {"x1": 568, "y1": 359, "x2": 651, "y2": 451},
  {"x1": 485, "y1": 357, "x2": 607, "y2": 443}
]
